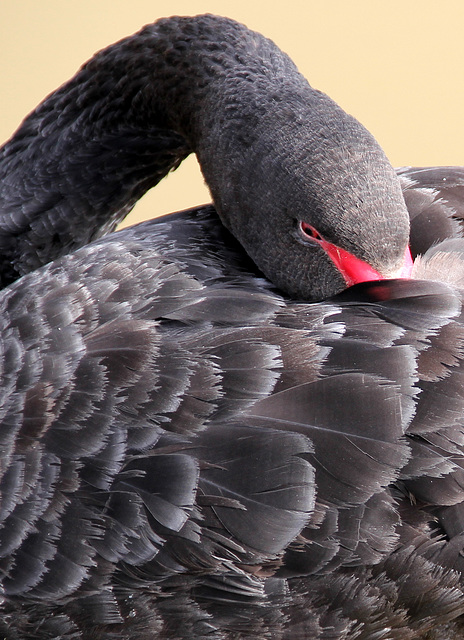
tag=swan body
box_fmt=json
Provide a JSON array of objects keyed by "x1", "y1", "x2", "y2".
[{"x1": 1, "y1": 14, "x2": 464, "y2": 640}]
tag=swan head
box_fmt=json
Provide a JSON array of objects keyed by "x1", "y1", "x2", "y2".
[{"x1": 198, "y1": 85, "x2": 411, "y2": 301}]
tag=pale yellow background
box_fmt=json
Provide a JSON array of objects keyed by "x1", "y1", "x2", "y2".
[{"x1": 1, "y1": 1, "x2": 463, "y2": 228}]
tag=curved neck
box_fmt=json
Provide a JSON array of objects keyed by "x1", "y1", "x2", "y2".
[
  {"x1": 0, "y1": 16, "x2": 298, "y2": 284},
  {"x1": 0, "y1": 15, "x2": 409, "y2": 298}
]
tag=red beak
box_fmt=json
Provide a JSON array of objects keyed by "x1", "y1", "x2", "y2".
[{"x1": 320, "y1": 239, "x2": 413, "y2": 286}]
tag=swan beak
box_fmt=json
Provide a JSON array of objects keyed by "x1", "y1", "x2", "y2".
[
  {"x1": 320, "y1": 240, "x2": 414, "y2": 286},
  {"x1": 392, "y1": 246, "x2": 414, "y2": 279}
]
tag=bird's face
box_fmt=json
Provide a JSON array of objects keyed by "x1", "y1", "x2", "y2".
[
  {"x1": 195, "y1": 67, "x2": 411, "y2": 301},
  {"x1": 210, "y1": 143, "x2": 411, "y2": 301}
]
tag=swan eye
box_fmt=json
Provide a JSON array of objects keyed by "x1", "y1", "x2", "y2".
[{"x1": 300, "y1": 221, "x2": 323, "y2": 242}]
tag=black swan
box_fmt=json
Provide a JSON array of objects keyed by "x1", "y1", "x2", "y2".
[{"x1": 1, "y1": 14, "x2": 464, "y2": 640}]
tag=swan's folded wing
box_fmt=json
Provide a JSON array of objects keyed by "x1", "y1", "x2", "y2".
[{"x1": 398, "y1": 166, "x2": 464, "y2": 256}]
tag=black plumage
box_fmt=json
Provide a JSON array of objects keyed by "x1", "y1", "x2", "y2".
[{"x1": 1, "y1": 13, "x2": 464, "y2": 640}]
